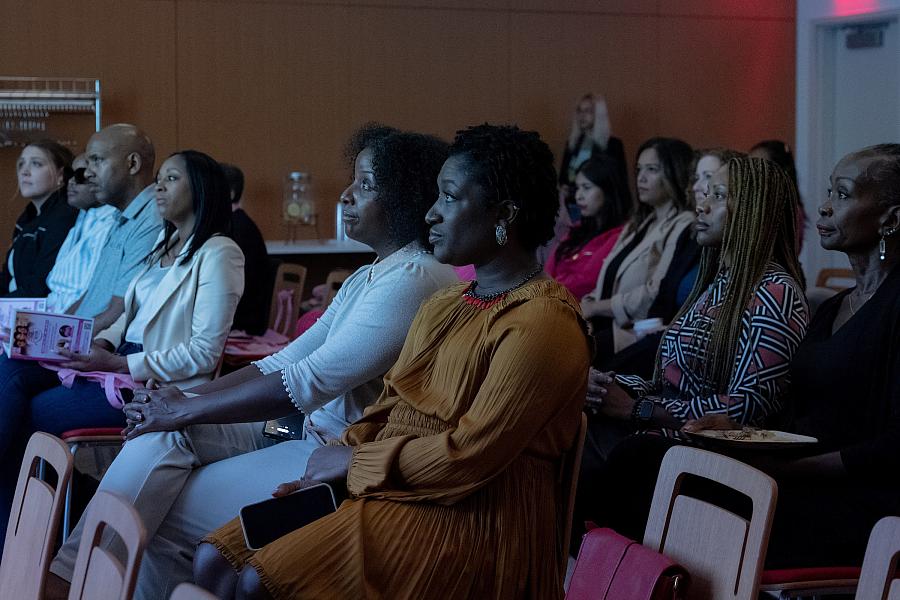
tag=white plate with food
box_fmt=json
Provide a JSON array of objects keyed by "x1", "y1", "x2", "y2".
[{"x1": 687, "y1": 428, "x2": 818, "y2": 449}]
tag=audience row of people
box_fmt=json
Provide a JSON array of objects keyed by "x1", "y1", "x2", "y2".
[{"x1": 0, "y1": 114, "x2": 896, "y2": 599}]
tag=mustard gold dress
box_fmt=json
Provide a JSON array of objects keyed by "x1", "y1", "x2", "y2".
[{"x1": 206, "y1": 280, "x2": 591, "y2": 599}]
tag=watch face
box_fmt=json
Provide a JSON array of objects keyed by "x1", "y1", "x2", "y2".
[{"x1": 638, "y1": 400, "x2": 654, "y2": 420}]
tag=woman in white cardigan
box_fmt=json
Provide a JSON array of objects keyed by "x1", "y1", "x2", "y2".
[
  {"x1": 0, "y1": 150, "x2": 243, "y2": 553},
  {"x1": 582, "y1": 137, "x2": 695, "y2": 357},
  {"x1": 46, "y1": 127, "x2": 457, "y2": 600}
]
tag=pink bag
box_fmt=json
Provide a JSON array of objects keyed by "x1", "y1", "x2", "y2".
[
  {"x1": 567, "y1": 527, "x2": 689, "y2": 600},
  {"x1": 42, "y1": 364, "x2": 139, "y2": 410}
]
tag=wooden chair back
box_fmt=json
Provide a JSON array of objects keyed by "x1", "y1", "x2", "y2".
[
  {"x1": 67, "y1": 491, "x2": 147, "y2": 600},
  {"x1": 169, "y1": 582, "x2": 219, "y2": 600},
  {"x1": 268, "y1": 262, "x2": 307, "y2": 336},
  {"x1": 816, "y1": 267, "x2": 855, "y2": 291},
  {"x1": 558, "y1": 413, "x2": 588, "y2": 578},
  {"x1": 643, "y1": 445, "x2": 777, "y2": 599},
  {"x1": 0, "y1": 432, "x2": 74, "y2": 600},
  {"x1": 856, "y1": 516, "x2": 900, "y2": 600},
  {"x1": 323, "y1": 268, "x2": 352, "y2": 307},
  {"x1": 889, "y1": 580, "x2": 900, "y2": 600}
]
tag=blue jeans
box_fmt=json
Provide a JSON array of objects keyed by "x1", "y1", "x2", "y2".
[{"x1": 0, "y1": 355, "x2": 127, "y2": 552}]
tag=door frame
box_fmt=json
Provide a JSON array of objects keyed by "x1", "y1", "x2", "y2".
[{"x1": 796, "y1": 0, "x2": 900, "y2": 282}]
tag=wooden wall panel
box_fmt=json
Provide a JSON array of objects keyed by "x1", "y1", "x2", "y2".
[
  {"x1": 508, "y1": 12, "x2": 660, "y2": 170},
  {"x1": 176, "y1": 0, "x2": 349, "y2": 239},
  {"x1": 0, "y1": 0, "x2": 177, "y2": 243},
  {"x1": 1, "y1": 0, "x2": 796, "y2": 247},
  {"x1": 656, "y1": 16, "x2": 797, "y2": 152}
]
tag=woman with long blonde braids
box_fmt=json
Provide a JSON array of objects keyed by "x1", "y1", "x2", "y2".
[{"x1": 573, "y1": 157, "x2": 810, "y2": 545}]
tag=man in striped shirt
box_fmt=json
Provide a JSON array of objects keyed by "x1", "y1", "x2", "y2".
[{"x1": 45, "y1": 154, "x2": 117, "y2": 313}]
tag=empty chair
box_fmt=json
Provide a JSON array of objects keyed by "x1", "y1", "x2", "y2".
[
  {"x1": 323, "y1": 268, "x2": 352, "y2": 307},
  {"x1": 269, "y1": 262, "x2": 307, "y2": 336},
  {"x1": 643, "y1": 445, "x2": 778, "y2": 599},
  {"x1": 856, "y1": 516, "x2": 900, "y2": 600},
  {"x1": 67, "y1": 490, "x2": 147, "y2": 600},
  {"x1": 0, "y1": 432, "x2": 74, "y2": 600},
  {"x1": 815, "y1": 267, "x2": 855, "y2": 291}
]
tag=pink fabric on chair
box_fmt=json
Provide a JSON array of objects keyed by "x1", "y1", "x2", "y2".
[
  {"x1": 295, "y1": 310, "x2": 323, "y2": 337},
  {"x1": 224, "y1": 329, "x2": 290, "y2": 359},
  {"x1": 42, "y1": 363, "x2": 140, "y2": 410}
]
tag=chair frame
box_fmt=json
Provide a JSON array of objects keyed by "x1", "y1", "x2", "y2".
[
  {"x1": 67, "y1": 490, "x2": 147, "y2": 600},
  {"x1": 644, "y1": 445, "x2": 777, "y2": 599},
  {"x1": 559, "y1": 413, "x2": 588, "y2": 578},
  {"x1": 815, "y1": 267, "x2": 855, "y2": 291},
  {"x1": 268, "y1": 262, "x2": 307, "y2": 336},
  {"x1": 323, "y1": 268, "x2": 352, "y2": 308},
  {"x1": 0, "y1": 432, "x2": 74, "y2": 600},
  {"x1": 856, "y1": 516, "x2": 900, "y2": 600},
  {"x1": 59, "y1": 427, "x2": 125, "y2": 541}
]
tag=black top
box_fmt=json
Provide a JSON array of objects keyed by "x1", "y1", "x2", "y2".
[
  {"x1": 1, "y1": 189, "x2": 78, "y2": 297},
  {"x1": 229, "y1": 208, "x2": 270, "y2": 335},
  {"x1": 646, "y1": 227, "x2": 701, "y2": 323},
  {"x1": 789, "y1": 263, "x2": 900, "y2": 484},
  {"x1": 558, "y1": 136, "x2": 629, "y2": 191}
]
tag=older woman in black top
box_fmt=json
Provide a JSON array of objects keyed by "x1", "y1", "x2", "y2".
[
  {"x1": 686, "y1": 143, "x2": 900, "y2": 567},
  {"x1": 761, "y1": 143, "x2": 900, "y2": 567},
  {"x1": 2, "y1": 140, "x2": 78, "y2": 297}
]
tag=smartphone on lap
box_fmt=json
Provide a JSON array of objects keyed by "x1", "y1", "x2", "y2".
[{"x1": 239, "y1": 482, "x2": 337, "y2": 550}]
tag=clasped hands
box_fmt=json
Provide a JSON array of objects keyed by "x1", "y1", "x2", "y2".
[
  {"x1": 122, "y1": 379, "x2": 192, "y2": 440},
  {"x1": 585, "y1": 368, "x2": 635, "y2": 420}
]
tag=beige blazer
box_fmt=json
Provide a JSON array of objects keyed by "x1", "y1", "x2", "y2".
[
  {"x1": 96, "y1": 232, "x2": 245, "y2": 388},
  {"x1": 592, "y1": 207, "x2": 695, "y2": 351}
]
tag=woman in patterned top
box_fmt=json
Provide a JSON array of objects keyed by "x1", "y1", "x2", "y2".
[{"x1": 573, "y1": 156, "x2": 809, "y2": 544}]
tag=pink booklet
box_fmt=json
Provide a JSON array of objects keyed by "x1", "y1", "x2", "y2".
[
  {"x1": 0, "y1": 298, "x2": 47, "y2": 342},
  {"x1": 6, "y1": 310, "x2": 93, "y2": 362}
]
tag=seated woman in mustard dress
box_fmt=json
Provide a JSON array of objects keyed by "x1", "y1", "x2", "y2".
[{"x1": 194, "y1": 124, "x2": 592, "y2": 600}]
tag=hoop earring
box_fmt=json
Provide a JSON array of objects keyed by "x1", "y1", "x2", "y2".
[{"x1": 495, "y1": 224, "x2": 508, "y2": 247}]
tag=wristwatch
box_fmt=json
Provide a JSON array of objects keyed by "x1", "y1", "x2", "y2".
[{"x1": 630, "y1": 397, "x2": 655, "y2": 427}]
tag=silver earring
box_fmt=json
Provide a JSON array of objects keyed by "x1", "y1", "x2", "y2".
[
  {"x1": 879, "y1": 235, "x2": 887, "y2": 261},
  {"x1": 495, "y1": 224, "x2": 507, "y2": 246}
]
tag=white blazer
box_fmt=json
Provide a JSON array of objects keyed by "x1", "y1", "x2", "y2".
[
  {"x1": 96, "y1": 232, "x2": 245, "y2": 389},
  {"x1": 592, "y1": 207, "x2": 695, "y2": 351}
]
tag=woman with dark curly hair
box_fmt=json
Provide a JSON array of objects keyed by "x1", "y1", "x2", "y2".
[
  {"x1": 546, "y1": 155, "x2": 630, "y2": 299},
  {"x1": 194, "y1": 124, "x2": 591, "y2": 599},
  {"x1": 45, "y1": 126, "x2": 457, "y2": 600}
]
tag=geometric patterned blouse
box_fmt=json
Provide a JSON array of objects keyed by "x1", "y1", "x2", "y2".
[{"x1": 619, "y1": 263, "x2": 809, "y2": 428}]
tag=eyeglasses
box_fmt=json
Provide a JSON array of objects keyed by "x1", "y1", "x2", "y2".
[{"x1": 65, "y1": 167, "x2": 88, "y2": 185}]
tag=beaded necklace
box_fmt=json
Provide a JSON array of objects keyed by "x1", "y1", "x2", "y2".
[{"x1": 462, "y1": 264, "x2": 543, "y2": 309}]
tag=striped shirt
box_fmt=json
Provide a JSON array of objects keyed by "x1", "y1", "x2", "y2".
[
  {"x1": 619, "y1": 264, "x2": 809, "y2": 430},
  {"x1": 46, "y1": 205, "x2": 118, "y2": 312}
]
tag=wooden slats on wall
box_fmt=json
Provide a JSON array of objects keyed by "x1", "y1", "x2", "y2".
[{"x1": 0, "y1": 0, "x2": 795, "y2": 245}]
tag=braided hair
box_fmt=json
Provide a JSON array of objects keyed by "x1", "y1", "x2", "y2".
[
  {"x1": 628, "y1": 137, "x2": 694, "y2": 233},
  {"x1": 448, "y1": 124, "x2": 558, "y2": 251},
  {"x1": 556, "y1": 155, "x2": 631, "y2": 262},
  {"x1": 653, "y1": 156, "x2": 805, "y2": 395},
  {"x1": 346, "y1": 123, "x2": 449, "y2": 247}
]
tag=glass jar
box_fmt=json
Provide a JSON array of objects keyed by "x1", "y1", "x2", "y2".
[{"x1": 283, "y1": 171, "x2": 315, "y2": 226}]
